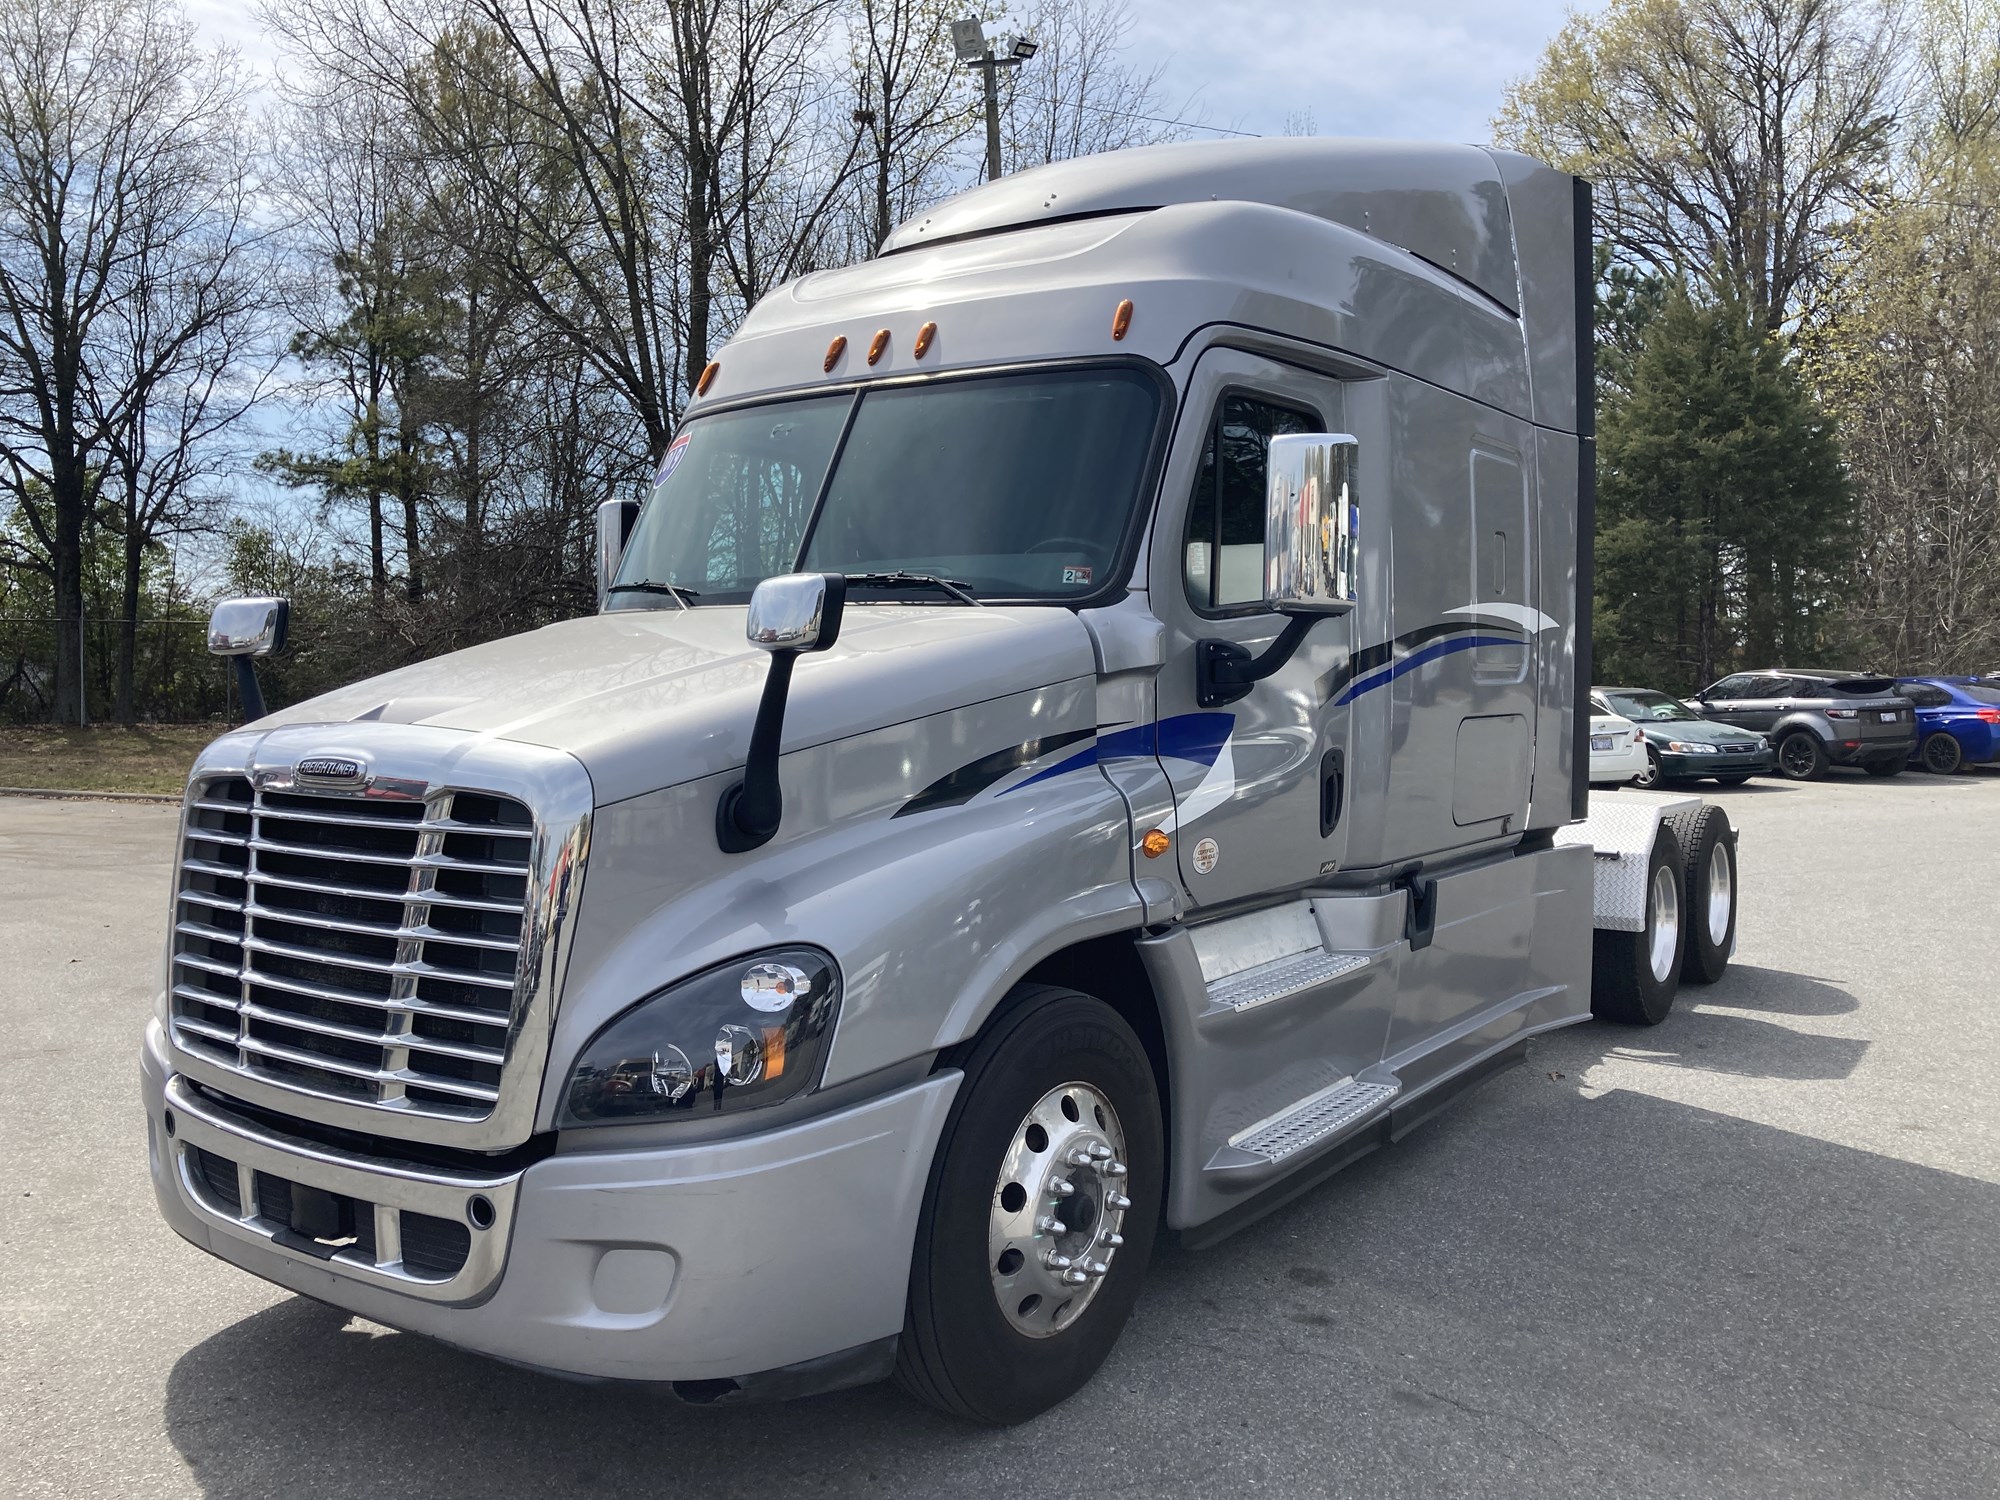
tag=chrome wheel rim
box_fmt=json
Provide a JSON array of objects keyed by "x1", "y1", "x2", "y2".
[
  {"x1": 1705, "y1": 840, "x2": 1732, "y2": 948},
  {"x1": 1648, "y1": 864, "x2": 1681, "y2": 984},
  {"x1": 1780, "y1": 737, "x2": 1816, "y2": 778},
  {"x1": 1635, "y1": 749, "x2": 1659, "y2": 788},
  {"x1": 988, "y1": 1082, "x2": 1129, "y2": 1339}
]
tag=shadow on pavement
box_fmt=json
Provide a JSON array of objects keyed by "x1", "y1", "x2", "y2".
[
  {"x1": 1705, "y1": 963, "x2": 1862, "y2": 1018},
  {"x1": 160, "y1": 985, "x2": 1996, "y2": 1500}
]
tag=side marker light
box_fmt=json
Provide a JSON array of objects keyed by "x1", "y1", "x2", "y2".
[
  {"x1": 823, "y1": 335, "x2": 847, "y2": 372},
  {"x1": 1112, "y1": 298, "x2": 1134, "y2": 340},
  {"x1": 867, "y1": 328, "x2": 890, "y2": 365},
  {"x1": 914, "y1": 321, "x2": 937, "y2": 358},
  {"x1": 1141, "y1": 829, "x2": 1170, "y2": 858},
  {"x1": 696, "y1": 361, "x2": 720, "y2": 395}
]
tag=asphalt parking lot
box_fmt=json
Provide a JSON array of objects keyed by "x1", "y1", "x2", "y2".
[{"x1": 3, "y1": 769, "x2": 1997, "y2": 1499}]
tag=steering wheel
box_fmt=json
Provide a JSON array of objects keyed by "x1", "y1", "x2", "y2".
[{"x1": 1026, "y1": 537, "x2": 1099, "y2": 556}]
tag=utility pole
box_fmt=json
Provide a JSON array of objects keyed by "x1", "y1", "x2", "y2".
[{"x1": 952, "y1": 19, "x2": 1037, "y2": 183}]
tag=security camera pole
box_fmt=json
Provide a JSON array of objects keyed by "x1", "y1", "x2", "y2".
[{"x1": 951, "y1": 18, "x2": 1037, "y2": 182}]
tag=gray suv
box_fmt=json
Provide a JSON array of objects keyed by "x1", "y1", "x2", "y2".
[{"x1": 1692, "y1": 670, "x2": 1916, "y2": 780}]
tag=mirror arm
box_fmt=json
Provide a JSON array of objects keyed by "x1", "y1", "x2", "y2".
[
  {"x1": 231, "y1": 657, "x2": 268, "y2": 722},
  {"x1": 1196, "y1": 614, "x2": 1317, "y2": 708},
  {"x1": 716, "y1": 651, "x2": 799, "y2": 853}
]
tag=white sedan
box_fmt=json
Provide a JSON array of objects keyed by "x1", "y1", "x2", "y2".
[{"x1": 1587, "y1": 698, "x2": 1650, "y2": 785}]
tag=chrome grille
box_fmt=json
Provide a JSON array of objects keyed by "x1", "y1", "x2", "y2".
[{"x1": 168, "y1": 776, "x2": 535, "y2": 1121}]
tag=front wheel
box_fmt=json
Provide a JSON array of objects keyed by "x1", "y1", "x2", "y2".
[
  {"x1": 1920, "y1": 733, "x2": 1963, "y2": 775},
  {"x1": 897, "y1": 986, "x2": 1163, "y2": 1425},
  {"x1": 1776, "y1": 732, "x2": 1826, "y2": 781},
  {"x1": 1591, "y1": 823, "x2": 1687, "y2": 1025},
  {"x1": 1633, "y1": 745, "x2": 1663, "y2": 789}
]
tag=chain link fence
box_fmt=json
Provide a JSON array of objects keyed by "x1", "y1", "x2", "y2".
[{"x1": 0, "y1": 616, "x2": 236, "y2": 725}]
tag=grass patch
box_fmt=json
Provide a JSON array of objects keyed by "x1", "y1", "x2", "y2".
[{"x1": 0, "y1": 724, "x2": 225, "y2": 795}]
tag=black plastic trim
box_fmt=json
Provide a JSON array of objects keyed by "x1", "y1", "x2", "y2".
[{"x1": 1572, "y1": 175, "x2": 1596, "y2": 823}]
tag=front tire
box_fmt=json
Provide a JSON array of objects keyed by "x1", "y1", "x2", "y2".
[
  {"x1": 1633, "y1": 745, "x2": 1663, "y2": 788},
  {"x1": 1776, "y1": 731, "x2": 1826, "y2": 781},
  {"x1": 1591, "y1": 823, "x2": 1687, "y2": 1025},
  {"x1": 897, "y1": 986, "x2": 1162, "y2": 1425},
  {"x1": 1920, "y1": 733, "x2": 1963, "y2": 775}
]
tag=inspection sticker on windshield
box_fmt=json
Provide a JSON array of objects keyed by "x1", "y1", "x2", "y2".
[
  {"x1": 654, "y1": 433, "x2": 691, "y2": 487},
  {"x1": 1062, "y1": 566, "x2": 1093, "y2": 585}
]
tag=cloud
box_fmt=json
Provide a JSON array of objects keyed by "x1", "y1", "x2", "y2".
[{"x1": 1121, "y1": 0, "x2": 1591, "y2": 144}]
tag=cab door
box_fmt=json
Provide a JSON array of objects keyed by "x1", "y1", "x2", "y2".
[{"x1": 1149, "y1": 349, "x2": 1354, "y2": 906}]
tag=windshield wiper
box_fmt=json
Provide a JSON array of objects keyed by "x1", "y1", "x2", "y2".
[
  {"x1": 607, "y1": 579, "x2": 699, "y2": 610},
  {"x1": 844, "y1": 571, "x2": 983, "y2": 606}
]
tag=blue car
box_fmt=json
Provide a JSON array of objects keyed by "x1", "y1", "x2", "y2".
[{"x1": 1896, "y1": 677, "x2": 2000, "y2": 774}]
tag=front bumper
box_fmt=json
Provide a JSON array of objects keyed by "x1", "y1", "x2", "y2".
[
  {"x1": 143, "y1": 1019, "x2": 959, "y2": 1383},
  {"x1": 1658, "y1": 747, "x2": 1774, "y2": 779}
]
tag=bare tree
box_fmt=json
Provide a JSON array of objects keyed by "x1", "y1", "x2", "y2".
[
  {"x1": 846, "y1": 0, "x2": 976, "y2": 252},
  {"x1": 1000, "y1": 0, "x2": 1188, "y2": 171},
  {"x1": 1496, "y1": 0, "x2": 1903, "y2": 329},
  {"x1": 0, "y1": 0, "x2": 251, "y2": 722}
]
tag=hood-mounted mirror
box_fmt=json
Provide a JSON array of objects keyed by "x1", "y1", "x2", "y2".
[{"x1": 717, "y1": 573, "x2": 848, "y2": 853}]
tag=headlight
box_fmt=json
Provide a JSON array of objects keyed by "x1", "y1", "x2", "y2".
[
  {"x1": 1665, "y1": 741, "x2": 1719, "y2": 754},
  {"x1": 561, "y1": 947, "x2": 840, "y2": 1126}
]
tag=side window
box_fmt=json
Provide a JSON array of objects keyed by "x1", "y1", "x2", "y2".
[
  {"x1": 1184, "y1": 392, "x2": 1316, "y2": 610},
  {"x1": 1704, "y1": 675, "x2": 1756, "y2": 701},
  {"x1": 1780, "y1": 677, "x2": 1825, "y2": 699},
  {"x1": 1901, "y1": 684, "x2": 1948, "y2": 708}
]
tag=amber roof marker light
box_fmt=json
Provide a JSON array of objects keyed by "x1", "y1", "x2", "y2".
[
  {"x1": 696, "y1": 360, "x2": 720, "y2": 395},
  {"x1": 823, "y1": 335, "x2": 847, "y2": 373},
  {"x1": 867, "y1": 328, "x2": 891, "y2": 366},
  {"x1": 914, "y1": 321, "x2": 938, "y2": 359},
  {"x1": 1111, "y1": 298, "x2": 1134, "y2": 341},
  {"x1": 1140, "y1": 829, "x2": 1170, "y2": 859}
]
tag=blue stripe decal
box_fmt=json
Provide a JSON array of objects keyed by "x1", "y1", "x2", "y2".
[
  {"x1": 1001, "y1": 711, "x2": 1234, "y2": 795},
  {"x1": 1334, "y1": 634, "x2": 1520, "y2": 705}
]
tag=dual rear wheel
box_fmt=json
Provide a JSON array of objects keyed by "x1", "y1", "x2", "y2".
[{"x1": 1590, "y1": 807, "x2": 1736, "y2": 1026}]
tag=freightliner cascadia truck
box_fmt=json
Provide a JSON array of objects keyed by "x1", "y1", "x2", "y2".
[{"x1": 144, "y1": 139, "x2": 1740, "y2": 1424}]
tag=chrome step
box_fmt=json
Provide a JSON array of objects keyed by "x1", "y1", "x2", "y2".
[
  {"x1": 1206, "y1": 950, "x2": 1371, "y2": 1013},
  {"x1": 1227, "y1": 1077, "x2": 1401, "y2": 1166}
]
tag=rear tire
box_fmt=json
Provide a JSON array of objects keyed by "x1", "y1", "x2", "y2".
[
  {"x1": 1665, "y1": 806, "x2": 1735, "y2": 985},
  {"x1": 1920, "y1": 733, "x2": 1963, "y2": 775},
  {"x1": 1862, "y1": 760, "x2": 1903, "y2": 779},
  {"x1": 1591, "y1": 823, "x2": 1686, "y2": 1025},
  {"x1": 896, "y1": 986, "x2": 1162, "y2": 1425},
  {"x1": 1776, "y1": 731, "x2": 1826, "y2": 781}
]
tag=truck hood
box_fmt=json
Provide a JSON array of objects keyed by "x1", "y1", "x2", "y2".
[{"x1": 257, "y1": 605, "x2": 1099, "y2": 806}]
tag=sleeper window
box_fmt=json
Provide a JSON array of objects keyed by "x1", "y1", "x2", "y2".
[{"x1": 1184, "y1": 394, "x2": 1315, "y2": 610}]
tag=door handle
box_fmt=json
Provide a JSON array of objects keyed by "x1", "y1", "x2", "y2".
[{"x1": 1320, "y1": 749, "x2": 1345, "y2": 837}]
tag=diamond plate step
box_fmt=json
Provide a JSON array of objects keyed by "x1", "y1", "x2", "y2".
[
  {"x1": 1205, "y1": 950, "x2": 1372, "y2": 1014},
  {"x1": 1227, "y1": 1078, "x2": 1401, "y2": 1166}
]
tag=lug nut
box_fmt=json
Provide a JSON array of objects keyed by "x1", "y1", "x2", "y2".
[
  {"x1": 1050, "y1": 1177, "x2": 1075, "y2": 1198},
  {"x1": 1061, "y1": 1268, "x2": 1089, "y2": 1285},
  {"x1": 1042, "y1": 1250, "x2": 1072, "y2": 1270},
  {"x1": 1035, "y1": 1214, "x2": 1066, "y2": 1234},
  {"x1": 1105, "y1": 1232, "x2": 1125, "y2": 1247},
  {"x1": 1088, "y1": 1260, "x2": 1110, "y2": 1277},
  {"x1": 1088, "y1": 1142, "x2": 1113, "y2": 1161},
  {"x1": 1065, "y1": 1147, "x2": 1095, "y2": 1167},
  {"x1": 1106, "y1": 1191, "x2": 1132, "y2": 1211},
  {"x1": 1103, "y1": 1161, "x2": 1128, "y2": 1178}
]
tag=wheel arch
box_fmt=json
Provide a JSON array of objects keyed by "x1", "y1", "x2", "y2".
[{"x1": 1018, "y1": 934, "x2": 1173, "y2": 1142}]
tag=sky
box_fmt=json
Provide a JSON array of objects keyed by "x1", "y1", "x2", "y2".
[{"x1": 188, "y1": 0, "x2": 1590, "y2": 148}]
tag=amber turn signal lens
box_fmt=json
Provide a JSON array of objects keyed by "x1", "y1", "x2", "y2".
[
  {"x1": 1111, "y1": 298, "x2": 1134, "y2": 341},
  {"x1": 1141, "y1": 829, "x2": 1170, "y2": 859},
  {"x1": 867, "y1": 328, "x2": 890, "y2": 365},
  {"x1": 913, "y1": 321, "x2": 937, "y2": 358},
  {"x1": 696, "y1": 360, "x2": 720, "y2": 395},
  {"x1": 823, "y1": 335, "x2": 847, "y2": 372}
]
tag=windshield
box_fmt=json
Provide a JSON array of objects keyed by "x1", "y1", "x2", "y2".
[
  {"x1": 1606, "y1": 690, "x2": 1701, "y2": 723},
  {"x1": 609, "y1": 367, "x2": 1162, "y2": 607}
]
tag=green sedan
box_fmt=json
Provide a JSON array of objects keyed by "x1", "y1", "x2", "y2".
[{"x1": 1595, "y1": 687, "x2": 1777, "y2": 787}]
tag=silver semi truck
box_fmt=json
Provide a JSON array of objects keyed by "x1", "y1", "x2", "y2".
[{"x1": 142, "y1": 140, "x2": 1739, "y2": 1424}]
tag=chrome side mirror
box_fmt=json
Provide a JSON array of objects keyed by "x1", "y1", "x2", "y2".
[
  {"x1": 745, "y1": 572, "x2": 846, "y2": 654},
  {"x1": 207, "y1": 596, "x2": 289, "y2": 721},
  {"x1": 596, "y1": 498, "x2": 641, "y2": 603},
  {"x1": 207, "y1": 596, "x2": 289, "y2": 657},
  {"x1": 1264, "y1": 433, "x2": 1359, "y2": 613},
  {"x1": 718, "y1": 573, "x2": 848, "y2": 853}
]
